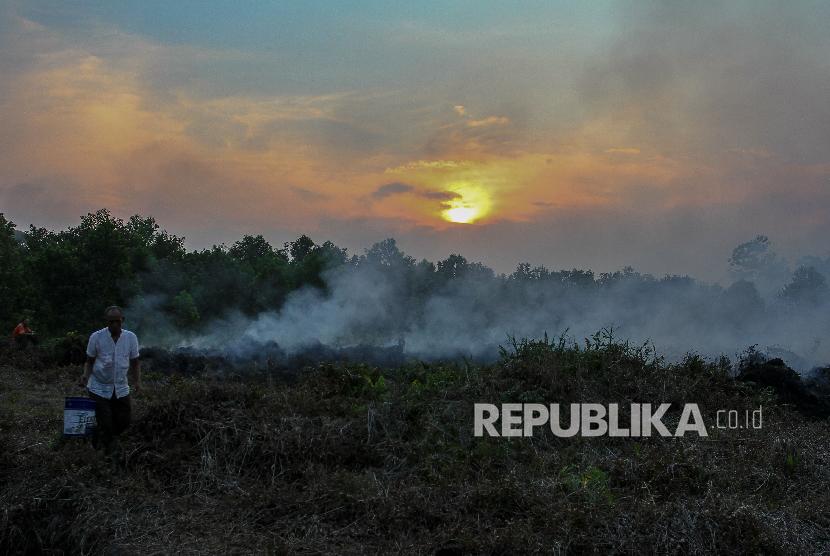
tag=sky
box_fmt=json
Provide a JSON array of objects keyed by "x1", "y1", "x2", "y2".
[{"x1": 1, "y1": 1, "x2": 828, "y2": 282}]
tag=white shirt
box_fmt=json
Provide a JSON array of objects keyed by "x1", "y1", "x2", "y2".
[{"x1": 86, "y1": 328, "x2": 140, "y2": 398}]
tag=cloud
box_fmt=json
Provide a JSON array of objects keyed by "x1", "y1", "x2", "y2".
[
  {"x1": 578, "y1": 2, "x2": 830, "y2": 164},
  {"x1": 727, "y1": 147, "x2": 773, "y2": 159},
  {"x1": 0, "y1": 12, "x2": 389, "y2": 231},
  {"x1": 384, "y1": 160, "x2": 471, "y2": 172},
  {"x1": 421, "y1": 190, "x2": 461, "y2": 201},
  {"x1": 372, "y1": 182, "x2": 415, "y2": 199},
  {"x1": 370, "y1": 182, "x2": 461, "y2": 203},
  {"x1": 291, "y1": 187, "x2": 330, "y2": 202},
  {"x1": 423, "y1": 112, "x2": 519, "y2": 157},
  {"x1": 0, "y1": 177, "x2": 97, "y2": 229},
  {"x1": 604, "y1": 147, "x2": 641, "y2": 155},
  {"x1": 467, "y1": 116, "x2": 510, "y2": 128}
]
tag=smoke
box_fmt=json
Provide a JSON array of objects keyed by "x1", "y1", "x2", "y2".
[{"x1": 129, "y1": 236, "x2": 830, "y2": 372}]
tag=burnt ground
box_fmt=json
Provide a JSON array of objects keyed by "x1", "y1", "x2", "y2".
[{"x1": 1, "y1": 338, "x2": 830, "y2": 554}]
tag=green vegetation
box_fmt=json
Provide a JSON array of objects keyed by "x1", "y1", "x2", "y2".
[
  {"x1": 0, "y1": 210, "x2": 830, "y2": 348},
  {"x1": 3, "y1": 210, "x2": 829, "y2": 364}
]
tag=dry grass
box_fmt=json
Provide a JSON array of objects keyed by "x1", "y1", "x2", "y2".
[{"x1": 1, "y1": 337, "x2": 830, "y2": 554}]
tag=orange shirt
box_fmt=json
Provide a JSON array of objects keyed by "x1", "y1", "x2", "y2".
[{"x1": 12, "y1": 323, "x2": 32, "y2": 338}]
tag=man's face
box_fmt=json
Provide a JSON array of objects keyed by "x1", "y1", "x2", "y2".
[{"x1": 106, "y1": 314, "x2": 123, "y2": 335}]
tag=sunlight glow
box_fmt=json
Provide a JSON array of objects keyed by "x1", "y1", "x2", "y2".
[
  {"x1": 444, "y1": 206, "x2": 479, "y2": 223},
  {"x1": 440, "y1": 182, "x2": 492, "y2": 224}
]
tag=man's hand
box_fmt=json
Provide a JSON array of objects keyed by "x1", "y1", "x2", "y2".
[{"x1": 81, "y1": 355, "x2": 94, "y2": 389}]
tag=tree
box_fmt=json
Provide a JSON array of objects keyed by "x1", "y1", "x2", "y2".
[
  {"x1": 126, "y1": 215, "x2": 186, "y2": 261},
  {"x1": 230, "y1": 235, "x2": 278, "y2": 265},
  {"x1": 781, "y1": 266, "x2": 828, "y2": 306},
  {"x1": 185, "y1": 245, "x2": 257, "y2": 316},
  {"x1": 0, "y1": 214, "x2": 27, "y2": 327},
  {"x1": 559, "y1": 269, "x2": 595, "y2": 289},
  {"x1": 510, "y1": 262, "x2": 551, "y2": 282},
  {"x1": 280, "y1": 235, "x2": 349, "y2": 291},
  {"x1": 287, "y1": 235, "x2": 316, "y2": 263},
  {"x1": 728, "y1": 235, "x2": 791, "y2": 297},
  {"x1": 228, "y1": 234, "x2": 290, "y2": 311},
  {"x1": 363, "y1": 238, "x2": 415, "y2": 269},
  {"x1": 729, "y1": 235, "x2": 774, "y2": 273},
  {"x1": 721, "y1": 279, "x2": 765, "y2": 327},
  {"x1": 170, "y1": 290, "x2": 200, "y2": 327},
  {"x1": 437, "y1": 254, "x2": 469, "y2": 281}
]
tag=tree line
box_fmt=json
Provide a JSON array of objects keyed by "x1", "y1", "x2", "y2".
[{"x1": 1, "y1": 210, "x2": 827, "y2": 340}]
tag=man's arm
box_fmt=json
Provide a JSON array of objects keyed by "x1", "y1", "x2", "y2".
[
  {"x1": 80, "y1": 356, "x2": 94, "y2": 388},
  {"x1": 80, "y1": 332, "x2": 96, "y2": 388}
]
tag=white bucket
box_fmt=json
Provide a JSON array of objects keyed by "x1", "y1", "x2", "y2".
[{"x1": 63, "y1": 397, "x2": 97, "y2": 436}]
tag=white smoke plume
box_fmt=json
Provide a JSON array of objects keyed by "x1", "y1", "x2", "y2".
[{"x1": 130, "y1": 236, "x2": 830, "y2": 372}]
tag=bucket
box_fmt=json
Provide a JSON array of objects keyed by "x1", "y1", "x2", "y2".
[{"x1": 63, "y1": 397, "x2": 97, "y2": 436}]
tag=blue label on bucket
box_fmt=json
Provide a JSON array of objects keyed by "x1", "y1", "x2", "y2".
[{"x1": 65, "y1": 397, "x2": 96, "y2": 411}]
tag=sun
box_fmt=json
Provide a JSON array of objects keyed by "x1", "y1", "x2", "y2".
[
  {"x1": 440, "y1": 182, "x2": 492, "y2": 224},
  {"x1": 443, "y1": 206, "x2": 479, "y2": 223}
]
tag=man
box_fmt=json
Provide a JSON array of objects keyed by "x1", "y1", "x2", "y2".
[
  {"x1": 79, "y1": 306, "x2": 141, "y2": 456},
  {"x1": 12, "y1": 318, "x2": 36, "y2": 349}
]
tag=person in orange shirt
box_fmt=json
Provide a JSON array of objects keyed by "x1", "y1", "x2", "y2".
[{"x1": 12, "y1": 318, "x2": 36, "y2": 349}]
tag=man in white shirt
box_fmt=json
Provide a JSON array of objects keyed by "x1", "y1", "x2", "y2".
[{"x1": 79, "y1": 305, "x2": 141, "y2": 455}]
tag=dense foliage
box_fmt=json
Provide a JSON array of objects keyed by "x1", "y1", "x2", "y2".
[
  {"x1": 1, "y1": 211, "x2": 828, "y2": 349},
  {"x1": 0, "y1": 210, "x2": 344, "y2": 336}
]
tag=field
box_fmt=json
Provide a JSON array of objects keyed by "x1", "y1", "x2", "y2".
[{"x1": 2, "y1": 337, "x2": 830, "y2": 554}]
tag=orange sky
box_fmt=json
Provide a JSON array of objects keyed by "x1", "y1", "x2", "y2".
[{"x1": 1, "y1": 3, "x2": 829, "y2": 281}]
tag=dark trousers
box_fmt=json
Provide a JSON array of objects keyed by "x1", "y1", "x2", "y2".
[{"x1": 90, "y1": 391, "x2": 131, "y2": 452}]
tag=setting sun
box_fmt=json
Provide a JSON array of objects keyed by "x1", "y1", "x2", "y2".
[
  {"x1": 443, "y1": 206, "x2": 478, "y2": 223},
  {"x1": 440, "y1": 182, "x2": 492, "y2": 224}
]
